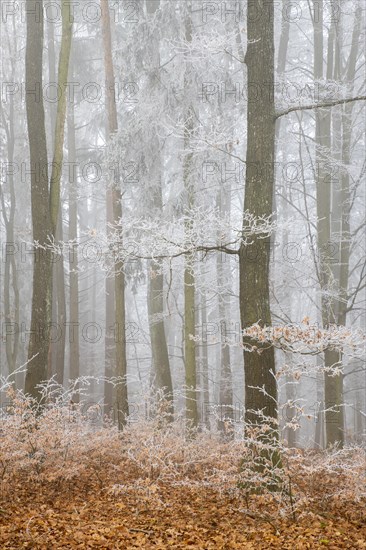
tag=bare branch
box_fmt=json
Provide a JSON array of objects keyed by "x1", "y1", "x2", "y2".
[{"x1": 275, "y1": 95, "x2": 366, "y2": 120}]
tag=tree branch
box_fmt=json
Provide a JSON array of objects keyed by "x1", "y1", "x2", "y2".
[
  {"x1": 275, "y1": 95, "x2": 366, "y2": 120},
  {"x1": 133, "y1": 244, "x2": 240, "y2": 261}
]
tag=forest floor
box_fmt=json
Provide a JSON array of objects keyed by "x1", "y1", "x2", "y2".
[{"x1": 1, "y1": 450, "x2": 365, "y2": 549}]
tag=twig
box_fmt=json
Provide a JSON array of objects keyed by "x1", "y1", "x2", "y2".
[
  {"x1": 244, "y1": 512, "x2": 280, "y2": 536},
  {"x1": 129, "y1": 527, "x2": 153, "y2": 535}
]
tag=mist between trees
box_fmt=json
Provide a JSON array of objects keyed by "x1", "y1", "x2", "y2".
[
  {"x1": 1, "y1": 1, "x2": 347, "y2": 25},
  {"x1": 1, "y1": 0, "x2": 365, "y2": 482},
  {"x1": 0, "y1": 396, "x2": 345, "y2": 425},
  {"x1": 1, "y1": 4, "x2": 366, "y2": 545}
]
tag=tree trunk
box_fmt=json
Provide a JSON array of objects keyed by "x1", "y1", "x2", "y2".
[
  {"x1": 183, "y1": 1, "x2": 198, "y2": 430},
  {"x1": 198, "y1": 278, "x2": 210, "y2": 430},
  {"x1": 184, "y1": 255, "x2": 198, "y2": 429},
  {"x1": 25, "y1": 0, "x2": 53, "y2": 400},
  {"x1": 217, "y1": 190, "x2": 233, "y2": 437},
  {"x1": 240, "y1": 1, "x2": 278, "y2": 433},
  {"x1": 47, "y1": 15, "x2": 57, "y2": 382},
  {"x1": 104, "y1": 195, "x2": 115, "y2": 417},
  {"x1": 334, "y1": 5, "x2": 362, "y2": 443},
  {"x1": 49, "y1": 0, "x2": 73, "y2": 236},
  {"x1": 101, "y1": 0, "x2": 129, "y2": 429},
  {"x1": 147, "y1": 262, "x2": 174, "y2": 419},
  {"x1": 1, "y1": 59, "x2": 19, "y2": 383},
  {"x1": 47, "y1": 16, "x2": 66, "y2": 387},
  {"x1": 312, "y1": 0, "x2": 347, "y2": 447},
  {"x1": 145, "y1": 0, "x2": 174, "y2": 420},
  {"x1": 55, "y1": 219, "x2": 66, "y2": 386},
  {"x1": 25, "y1": 0, "x2": 73, "y2": 400},
  {"x1": 67, "y1": 94, "x2": 80, "y2": 396}
]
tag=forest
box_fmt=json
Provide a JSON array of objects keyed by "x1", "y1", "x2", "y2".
[{"x1": 0, "y1": 0, "x2": 365, "y2": 547}]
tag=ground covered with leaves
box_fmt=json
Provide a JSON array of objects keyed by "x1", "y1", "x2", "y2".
[
  {"x1": 0, "y1": 395, "x2": 365, "y2": 548},
  {"x1": 1, "y1": 446, "x2": 366, "y2": 548},
  {"x1": 1, "y1": 473, "x2": 366, "y2": 549}
]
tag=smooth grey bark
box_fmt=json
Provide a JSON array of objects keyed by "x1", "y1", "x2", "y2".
[
  {"x1": 281, "y1": 189, "x2": 297, "y2": 448},
  {"x1": 312, "y1": 0, "x2": 351, "y2": 447},
  {"x1": 47, "y1": 17, "x2": 66, "y2": 387},
  {"x1": 67, "y1": 94, "x2": 80, "y2": 395},
  {"x1": 104, "y1": 193, "x2": 115, "y2": 417},
  {"x1": 198, "y1": 270, "x2": 210, "y2": 430},
  {"x1": 103, "y1": 4, "x2": 116, "y2": 419},
  {"x1": 332, "y1": 4, "x2": 362, "y2": 443},
  {"x1": 47, "y1": 15, "x2": 57, "y2": 381},
  {"x1": 0, "y1": 22, "x2": 20, "y2": 384},
  {"x1": 272, "y1": 0, "x2": 291, "y2": 227},
  {"x1": 54, "y1": 218, "x2": 67, "y2": 386},
  {"x1": 0, "y1": 82, "x2": 20, "y2": 382},
  {"x1": 277, "y1": 12, "x2": 295, "y2": 441},
  {"x1": 216, "y1": 190, "x2": 233, "y2": 437}
]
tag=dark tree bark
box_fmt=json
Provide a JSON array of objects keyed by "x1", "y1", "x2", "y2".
[
  {"x1": 24, "y1": 0, "x2": 53, "y2": 400},
  {"x1": 101, "y1": 0, "x2": 129, "y2": 429},
  {"x1": 25, "y1": 0, "x2": 72, "y2": 399},
  {"x1": 239, "y1": 1, "x2": 278, "y2": 433},
  {"x1": 183, "y1": 1, "x2": 198, "y2": 430}
]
